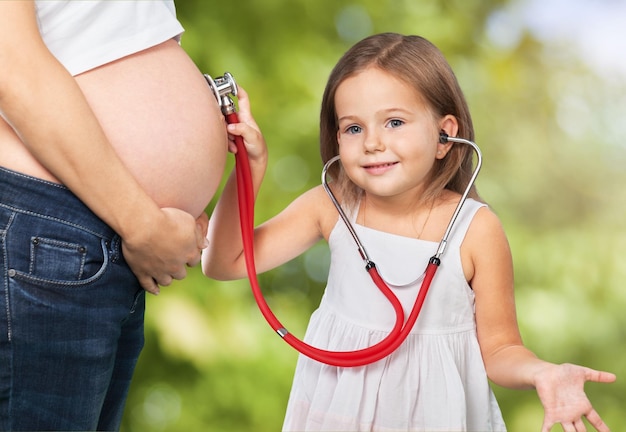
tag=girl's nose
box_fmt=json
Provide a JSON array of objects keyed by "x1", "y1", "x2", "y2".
[{"x1": 363, "y1": 131, "x2": 385, "y2": 153}]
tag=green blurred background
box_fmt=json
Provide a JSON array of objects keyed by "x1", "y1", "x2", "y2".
[{"x1": 121, "y1": 0, "x2": 626, "y2": 430}]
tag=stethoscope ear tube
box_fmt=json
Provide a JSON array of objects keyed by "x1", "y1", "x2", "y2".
[{"x1": 207, "y1": 72, "x2": 480, "y2": 367}]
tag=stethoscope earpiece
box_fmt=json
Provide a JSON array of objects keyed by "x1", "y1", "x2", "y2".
[{"x1": 439, "y1": 131, "x2": 449, "y2": 144}]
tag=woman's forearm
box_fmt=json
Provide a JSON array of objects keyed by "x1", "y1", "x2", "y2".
[
  {"x1": 0, "y1": 4, "x2": 161, "y2": 237},
  {"x1": 0, "y1": 2, "x2": 208, "y2": 292}
]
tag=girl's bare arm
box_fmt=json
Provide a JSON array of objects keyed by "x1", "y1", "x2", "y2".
[
  {"x1": 202, "y1": 87, "x2": 330, "y2": 279},
  {"x1": 467, "y1": 207, "x2": 615, "y2": 431}
]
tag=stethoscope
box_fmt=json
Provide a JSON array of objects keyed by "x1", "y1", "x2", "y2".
[{"x1": 205, "y1": 72, "x2": 482, "y2": 367}]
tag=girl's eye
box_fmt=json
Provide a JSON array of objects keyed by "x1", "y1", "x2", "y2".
[
  {"x1": 345, "y1": 125, "x2": 362, "y2": 134},
  {"x1": 387, "y1": 119, "x2": 404, "y2": 128}
]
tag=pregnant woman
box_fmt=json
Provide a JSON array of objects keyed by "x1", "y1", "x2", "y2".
[{"x1": 0, "y1": 1, "x2": 228, "y2": 430}]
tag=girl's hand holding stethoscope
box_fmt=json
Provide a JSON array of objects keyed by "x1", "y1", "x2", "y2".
[{"x1": 224, "y1": 86, "x2": 268, "y2": 164}]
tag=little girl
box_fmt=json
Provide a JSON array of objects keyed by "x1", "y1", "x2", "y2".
[{"x1": 202, "y1": 33, "x2": 615, "y2": 432}]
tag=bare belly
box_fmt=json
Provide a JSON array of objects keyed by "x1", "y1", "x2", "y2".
[{"x1": 0, "y1": 39, "x2": 228, "y2": 218}]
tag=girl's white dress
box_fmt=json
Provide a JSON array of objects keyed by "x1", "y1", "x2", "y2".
[{"x1": 282, "y1": 199, "x2": 506, "y2": 431}]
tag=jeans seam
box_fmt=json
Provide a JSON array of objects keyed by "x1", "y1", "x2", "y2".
[
  {"x1": 2, "y1": 212, "x2": 15, "y2": 342},
  {"x1": 0, "y1": 203, "x2": 110, "y2": 240}
]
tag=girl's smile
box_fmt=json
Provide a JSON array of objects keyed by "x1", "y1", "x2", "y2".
[{"x1": 362, "y1": 160, "x2": 399, "y2": 175}]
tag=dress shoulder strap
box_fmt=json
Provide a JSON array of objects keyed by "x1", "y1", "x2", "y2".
[{"x1": 446, "y1": 198, "x2": 487, "y2": 249}]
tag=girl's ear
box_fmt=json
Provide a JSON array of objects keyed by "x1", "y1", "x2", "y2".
[{"x1": 436, "y1": 115, "x2": 458, "y2": 159}]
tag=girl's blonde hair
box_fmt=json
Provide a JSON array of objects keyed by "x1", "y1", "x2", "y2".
[{"x1": 320, "y1": 33, "x2": 481, "y2": 207}]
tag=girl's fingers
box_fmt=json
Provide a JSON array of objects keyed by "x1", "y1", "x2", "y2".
[
  {"x1": 234, "y1": 86, "x2": 252, "y2": 121},
  {"x1": 585, "y1": 409, "x2": 611, "y2": 432},
  {"x1": 573, "y1": 418, "x2": 587, "y2": 432}
]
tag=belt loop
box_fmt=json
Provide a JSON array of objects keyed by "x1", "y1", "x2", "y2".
[{"x1": 108, "y1": 235, "x2": 121, "y2": 263}]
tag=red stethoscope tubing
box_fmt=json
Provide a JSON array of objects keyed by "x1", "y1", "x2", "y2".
[{"x1": 227, "y1": 111, "x2": 439, "y2": 367}]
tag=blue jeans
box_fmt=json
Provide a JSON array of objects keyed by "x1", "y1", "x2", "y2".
[{"x1": 0, "y1": 167, "x2": 145, "y2": 431}]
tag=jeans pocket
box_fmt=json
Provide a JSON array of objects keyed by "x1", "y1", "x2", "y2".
[
  {"x1": 8, "y1": 217, "x2": 110, "y2": 289},
  {"x1": 29, "y1": 236, "x2": 89, "y2": 280}
]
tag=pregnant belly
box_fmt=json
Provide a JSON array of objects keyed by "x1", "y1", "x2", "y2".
[{"x1": 76, "y1": 39, "x2": 229, "y2": 217}]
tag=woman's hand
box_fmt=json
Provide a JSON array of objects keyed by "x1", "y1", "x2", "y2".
[
  {"x1": 535, "y1": 363, "x2": 616, "y2": 432},
  {"x1": 122, "y1": 208, "x2": 209, "y2": 295}
]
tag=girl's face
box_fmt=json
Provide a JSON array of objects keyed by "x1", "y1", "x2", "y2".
[{"x1": 335, "y1": 67, "x2": 454, "y2": 203}]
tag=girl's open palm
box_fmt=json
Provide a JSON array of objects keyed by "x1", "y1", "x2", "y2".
[{"x1": 535, "y1": 363, "x2": 616, "y2": 432}]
